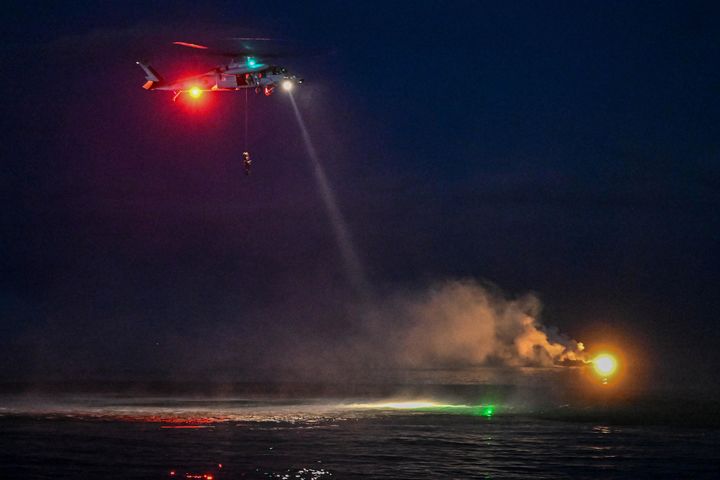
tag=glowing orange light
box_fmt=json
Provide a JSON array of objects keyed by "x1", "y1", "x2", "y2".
[
  {"x1": 592, "y1": 353, "x2": 618, "y2": 379},
  {"x1": 189, "y1": 87, "x2": 202, "y2": 98}
]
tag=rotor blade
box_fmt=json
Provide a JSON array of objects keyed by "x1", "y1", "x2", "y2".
[
  {"x1": 218, "y1": 51, "x2": 287, "y2": 59},
  {"x1": 230, "y1": 37, "x2": 276, "y2": 41},
  {"x1": 173, "y1": 41, "x2": 210, "y2": 49},
  {"x1": 170, "y1": 38, "x2": 328, "y2": 61},
  {"x1": 216, "y1": 37, "x2": 305, "y2": 57}
]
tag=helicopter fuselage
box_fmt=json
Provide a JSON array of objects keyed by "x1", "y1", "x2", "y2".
[{"x1": 142, "y1": 62, "x2": 301, "y2": 98}]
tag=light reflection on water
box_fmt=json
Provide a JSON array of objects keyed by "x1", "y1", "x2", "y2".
[
  {"x1": 1, "y1": 395, "x2": 719, "y2": 479},
  {"x1": 0, "y1": 396, "x2": 501, "y2": 425}
]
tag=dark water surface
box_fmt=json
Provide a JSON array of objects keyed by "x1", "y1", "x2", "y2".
[{"x1": 1, "y1": 395, "x2": 718, "y2": 479}]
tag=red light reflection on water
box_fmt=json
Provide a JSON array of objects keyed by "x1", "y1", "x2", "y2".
[
  {"x1": 160, "y1": 425, "x2": 212, "y2": 429},
  {"x1": 168, "y1": 460, "x2": 224, "y2": 478},
  {"x1": 112, "y1": 415, "x2": 223, "y2": 425},
  {"x1": 168, "y1": 471, "x2": 216, "y2": 479}
]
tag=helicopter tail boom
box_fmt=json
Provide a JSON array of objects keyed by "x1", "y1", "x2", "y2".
[{"x1": 136, "y1": 61, "x2": 163, "y2": 89}]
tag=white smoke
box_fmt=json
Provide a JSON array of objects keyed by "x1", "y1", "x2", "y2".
[
  {"x1": 149, "y1": 278, "x2": 589, "y2": 384},
  {"x1": 369, "y1": 279, "x2": 587, "y2": 370}
]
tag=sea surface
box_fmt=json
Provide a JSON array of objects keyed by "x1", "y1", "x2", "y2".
[{"x1": 1, "y1": 391, "x2": 719, "y2": 479}]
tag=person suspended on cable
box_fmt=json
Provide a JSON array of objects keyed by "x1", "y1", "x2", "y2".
[{"x1": 242, "y1": 151, "x2": 252, "y2": 175}]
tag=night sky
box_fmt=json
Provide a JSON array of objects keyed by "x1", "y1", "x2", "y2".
[{"x1": 2, "y1": 1, "x2": 719, "y2": 390}]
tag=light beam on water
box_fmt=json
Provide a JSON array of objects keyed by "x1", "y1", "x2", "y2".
[
  {"x1": 288, "y1": 93, "x2": 370, "y2": 296},
  {"x1": 347, "y1": 401, "x2": 497, "y2": 417}
]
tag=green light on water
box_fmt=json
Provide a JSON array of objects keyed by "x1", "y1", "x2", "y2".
[
  {"x1": 351, "y1": 401, "x2": 498, "y2": 418},
  {"x1": 247, "y1": 57, "x2": 257, "y2": 67},
  {"x1": 411, "y1": 403, "x2": 496, "y2": 417}
]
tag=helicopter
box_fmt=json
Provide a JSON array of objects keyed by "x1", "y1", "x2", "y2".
[{"x1": 137, "y1": 40, "x2": 304, "y2": 101}]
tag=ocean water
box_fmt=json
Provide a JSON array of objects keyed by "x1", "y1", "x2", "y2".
[{"x1": 1, "y1": 393, "x2": 719, "y2": 479}]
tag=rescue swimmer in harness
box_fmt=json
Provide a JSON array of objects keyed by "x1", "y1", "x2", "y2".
[{"x1": 242, "y1": 151, "x2": 252, "y2": 175}]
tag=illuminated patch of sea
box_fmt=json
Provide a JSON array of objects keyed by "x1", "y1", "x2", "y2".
[{"x1": 1, "y1": 394, "x2": 719, "y2": 479}]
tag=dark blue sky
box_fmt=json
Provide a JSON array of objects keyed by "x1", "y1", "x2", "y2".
[{"x1": 2, "y1": 1, "x2": 719, "y2": 388}]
